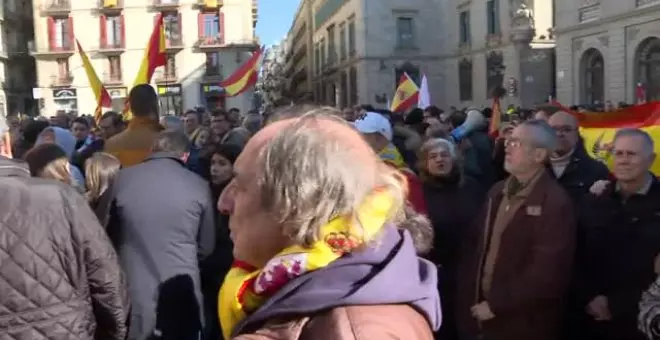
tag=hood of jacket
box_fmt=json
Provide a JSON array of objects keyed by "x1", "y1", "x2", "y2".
[
  {"x1": 234, "y1": 226, "x2": 442, "y2": 336},
  {"x1": 37, "y1": 126, "x2": 77, "y2": 158}
]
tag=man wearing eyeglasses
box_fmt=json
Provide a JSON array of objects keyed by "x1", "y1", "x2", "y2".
[{"x1": 456, "y1": 119, "x2": 576, "y2": 340}]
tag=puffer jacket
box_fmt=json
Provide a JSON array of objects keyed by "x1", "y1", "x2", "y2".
[{"x1": 0, "y1": 156, "x2": 129, "y2": 340}]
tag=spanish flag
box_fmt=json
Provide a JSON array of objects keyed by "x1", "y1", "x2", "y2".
[
  {"x1": 390, "y1": 73, "x2": 419, "y2": 113},
  {"x1": 123, "y1": 13, "x2": 167, "y2": 120},
  {"x1": 489, "y1": 96, "x2": 502, "y2": 138},
  {"x1": 76, "y1": 39, "x2": 112, "y2": 123},
  {"x1": 220, "y1": 46, "x2": 264, "y2": 97},
  {"x1": 555, "y1": 102, "x2": 660, "y2": 175}
]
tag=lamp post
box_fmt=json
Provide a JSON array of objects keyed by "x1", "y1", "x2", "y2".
[{"x1": 509, "y1": 1, "x2": 535, "y2": 107}]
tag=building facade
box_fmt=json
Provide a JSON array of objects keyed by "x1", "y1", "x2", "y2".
[
  {"x1": 285, "y1": 0, "x2": 446, "y2": 109},
  {"x1": 1, "y1": 0, "x2": 37, "y2": 116},
  {"x1": 283, "y1": 0, "x2": 313, "y2": 101},
  {"x1": 30, "y1": 0, "x2": 258, "y2": 117},
  {"x1": 555, "y1": 0, "x2": 660, "y2": 106},
  {"x1": 437, "y1": 0, "x2": 556, "y2": 108}
]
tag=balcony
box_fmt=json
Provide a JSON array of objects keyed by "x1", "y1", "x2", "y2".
[
  {"x1": 29, "y1": 40, "x2": 75, "y2": 58},
  {"x1": 203, "y1": 66, "x2": 223, "y2": 82},
  {"x1": 193, "y1": 0, "x2": 223, "y2": 9},
  {"x1": 41, "y1": 0, "x2": 71, "y2": 16},
  {"x1": 165, "y1": 35, "x2": 185, "y2": 51},
  {"x1": 98, "y1": 40, "x2": 125, "y2": 54},
  {"x1": 154, "y1": 68, "x2": 178, "y2": 84},
  {"x1": 195, "y1": 35, "x2": 224, "y2": 50},
  {"x1": 97, "y1": 0, "x2": 123, "y2": 14},
  {"x1": 103, "y1": 72, "x2": 123, "y2": 86},
  {"x1": 151, "y1": 0, "x2": 180, "y2": 10},
  {"x1": 50, "y1": 73, "x2": 74, "y2": 88}
]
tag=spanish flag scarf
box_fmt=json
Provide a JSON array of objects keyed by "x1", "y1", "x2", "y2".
[
  {"x1": 379, "y1": 143, "x2": 407, "y2": 169},
  {"x1": 218, "y1": 190, "x2": 395, "y2": 339}
]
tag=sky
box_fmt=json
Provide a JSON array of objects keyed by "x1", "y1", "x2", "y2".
[{"x1": 255, "y1": 0, "x2": 300, "y2": 46}]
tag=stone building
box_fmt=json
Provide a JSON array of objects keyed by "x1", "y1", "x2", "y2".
[
  {"x1": 30, "y1": 0, "x2": 258, "y2": 117},
  {"x1": 283, "y1": 0, "x2": 314, "y2": 101},
  {"x1": 1, "y1": 0, "x2": 37, "y2": 116},
  {"x1": 438, "y1": 0, "x2": 556, "y2": 109},
  {"x1": 284, "y1": 0, "x2": 446, "y2": 108},
  {"x1": 555, "y1": 0, "x2": 660, "y2": 106}
]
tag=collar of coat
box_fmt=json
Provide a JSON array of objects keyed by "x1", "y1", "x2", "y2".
[
  {"x1": 145, "y1": 152, "x2": 187, "y2": 166},
  {"x1": 0, "y1": 156, "x2": 30, "y2": 178}
]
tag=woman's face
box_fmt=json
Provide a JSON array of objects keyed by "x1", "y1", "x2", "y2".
[
  {"x1": 196, "y1": 130, "x2": 211, "y2": 147},
  {"x1": 426, "y1": 146, "x2": 454, "y2": 176},
  {"x1": 210, "y1": 153, "x2": 233, "y2": 185}
]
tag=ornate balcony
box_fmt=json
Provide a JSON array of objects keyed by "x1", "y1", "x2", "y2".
[
  {"x1": 195, "y1": 35, "x2": 224, "y2": 50},
  {"x1": 165, "y1": 35, "x2": 185, "y2": 52},
  {"x1": 98, "y1": 0, "x2": 123, "y2": 14},
  {"x1": 151, "y1": 0, "x2": 180, "y2": 10},
  {"x1": 98, "y1": 40, "x2": 125, "y2": 54},
  {"x1": 41, "y1": 0, "x2": 71, "y2": 16},
  {"x1": 50, "y1": 73, "x2": 74, "y2": 88}
]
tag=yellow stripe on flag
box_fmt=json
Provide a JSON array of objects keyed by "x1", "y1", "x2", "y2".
[{"x1": 581, "y1": 126, "x2": 660, "y2": 175}]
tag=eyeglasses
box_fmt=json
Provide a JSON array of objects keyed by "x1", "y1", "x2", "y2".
[
  {"x1": 505, "y1": 138, "x2": 523, "y2": 149},
  {"x1": 551, "y1": 125, "x2": 576, "y2": 134}
]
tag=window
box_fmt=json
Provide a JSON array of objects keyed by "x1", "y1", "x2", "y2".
[
  {"x1": 348, "y1": 19, "x2": 356, "y2": 56},
  {"x1": 205, "y1": 52, "x2": 221, "y2": 76},
  {"x1": 486, "y1": 0, "x2": 500, "y2": 35},
  {"x1": 314, "y1": 44, "x2": 320, "y2": 75},
  {"x1": 203, "y1": 13, "x2": 219, "y2": 37},
  {"x1": 105, "y1": 15, "x2": 122, "y2": 46},
  {"x1": 53, "y1": 18, "x2": 70, "y2": 49},
  {"x1": 327, "y1": 24, "x2": 336, "y2": 64},
  {"x1": 339, "y1": 23, "x2": 346, "y2": 61},
  {"x1": 320, "y1": 38, "x2": 326, "y2": 69},
  {"x1": 459, "y1": 59, "x2": 473, "y2": 101},
  {"x1": 57, "y1": 58, "x2": 69, "y2": 78},
  {"x1": 164, "y1": 13, "x2": 181, "y2": 43},
  {"x1": 459, "y1": 11, "x2": 470, "y2": 44},
  {"x1": 396, "y1": 17, "x2": 415, "y2": 49},
  {"x1": 349, "y1": 66, "x2": 358, "y2": 105},
  {"x1": 109, "y1": 56, "x2": 121, "y2": 81},
  {"x1": 165, "y1": 55, "x2": 176, "y2": 78},
  {"x1": 486, "y1": 51, "x2": 505, "y2": 98}
]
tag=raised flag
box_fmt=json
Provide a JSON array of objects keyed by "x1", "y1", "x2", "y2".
[
  {"x1": 417, "y1": 74, "x2": 430, "y2": 109},
  {"x1": 489, "y1": 96, "x2": 502, "y2": 137},
  {"x1": 390, "y1": 73, "x2": 419, "y2": 113},
  {"x1": 220, "y1": 46, "x2": 264, "y2": 97},
  {"x1": 123, "y1": 13, "x2": 167, "y2": 120},
  {"x1": 76, "y1": 39, "x2": 112, "y2": 123}
]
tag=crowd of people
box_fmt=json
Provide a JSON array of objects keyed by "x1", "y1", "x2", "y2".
[{"x1": 0, "y1": 82, "x2": 659, "y2": 340}]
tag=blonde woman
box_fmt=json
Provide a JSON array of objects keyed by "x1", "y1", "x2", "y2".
[
  {"x1": 24, "y1": 143, "x2": 74, "y2": 185},
  {"x1": 85, "y1": 152, "x2": 121, "y2": 227}
]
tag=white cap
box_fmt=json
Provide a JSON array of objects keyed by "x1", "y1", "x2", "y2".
[{"x1": 353, "y1": 111, "x2": 393, "y2": 141}]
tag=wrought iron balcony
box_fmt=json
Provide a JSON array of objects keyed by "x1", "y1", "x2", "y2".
[
  {"x1": 203, "y1": 66, "x2": 223, "y2": 82},
  {"x1": 195, "y1": 35, "x2": 225, "y2": 50},
  {"x1": 41, "y1": 0, "x2": 71, "y2": 16},
  {"x1": 154, "y1": 69, "x2": 178, "y2": 84},
  {"x1": 165, "y1": 35, "x2": 185, "y2": 51},
  {"x1": 98, "y1": 0, "x2": 123, "y2": 13},
  {"x1": 50, "y1": 73, "x2": 74, "y2": 88},
  {"x1": 29, "y1": 40, "x2": 75, "y2": 57},
  {"x1": 98, "y1": 40, "x2": 125, "y2": 54}
]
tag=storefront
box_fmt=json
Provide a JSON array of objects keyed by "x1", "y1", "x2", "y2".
[
  {"x1": 53, "y1": 88, "x2": 78, "y2": 116},
  {"x1": 157, "y1": 84, "x2": 183, "y2": 116},
  {"x1": 201, "y1": 84, "x2": 226, "y2": 111},
  {"x1": 108, "y1": 87, "x2": 127, "y2": 113}
]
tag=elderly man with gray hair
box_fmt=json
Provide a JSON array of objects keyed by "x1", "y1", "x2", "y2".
[{"x1": 456, "y1": 119, "x2": 576, "y2": 340}]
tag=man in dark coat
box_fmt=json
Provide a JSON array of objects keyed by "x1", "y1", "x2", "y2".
[
  {"x1": 108, "y1": 130, "x2": 216, "y2": 340},
  {"x1": 456, "y1": 120, "x2": 575, "y2": 340}
]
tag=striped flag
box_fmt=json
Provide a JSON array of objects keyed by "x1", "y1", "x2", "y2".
[
  {"x1": 489, "y1": 96, "x2": 502, "y2": 138},
  {"x1": 390, "y1": 73, "x2": 419, "y2": 113},
  {"x1": 221, "y1": 46, "x2": 265, "y2": 97},
  {"x1": 76, "y1": 39, "x2": 112, "y2": 123}
]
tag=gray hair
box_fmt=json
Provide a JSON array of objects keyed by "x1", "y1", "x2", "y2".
[
  {"x1": 420, "y1": 138, "x2": 457, "y2": 160},
  {"x1": 550, "y1": 110, "x2": 579, "y2": 127},
  {"x1": 242, "y1": 114, "x2": 263, "y2": 135},
  {"x1": 152, "y1": 130, "x2": 190, "y2": 155},
  {"x1": 613, "y1": 128, "x2": 655, "y2": 157},
  {"x1": 255, "y1": 108, "x2": 432, "y2": 252},
  {"x1": 520, "y1": 119, "x2": 558, "y2": 152},
  {"x1": 161, "y1": 115, "x2": 183, "y2": 132}
]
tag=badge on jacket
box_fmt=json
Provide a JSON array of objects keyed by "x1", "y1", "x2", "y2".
[{"x1": 526, "y1": 205, "x2": 542, "y2": 216}]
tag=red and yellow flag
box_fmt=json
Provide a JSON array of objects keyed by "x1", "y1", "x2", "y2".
[
  {"x1": 489, "y1": 96, "x2": 502, "y2": 138},
  {"x1": 390, "y1": 73, "x2": 419, "y2": 113},
  {"x1": 123, "y1": 13, "x2": 167, "y2": 120},
  {"x1": 220, "y1": 46, "x2": 264, "y2": 97},
  {"x1": 76, "y1": 39, "x2": 112, "y2": 123},
  {"x1": 553, "y1": 101, "x2": 660, "y2": 175}
]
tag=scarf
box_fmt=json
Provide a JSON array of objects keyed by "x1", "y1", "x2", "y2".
[
  {"x1": 379, "y1": 143, "x2": 406, "y2": 169},
  {"x1": 218, "y1": 190, "x2": 395, "y2": 339}
]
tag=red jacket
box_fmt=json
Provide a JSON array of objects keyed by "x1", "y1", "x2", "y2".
[{"x1": 399, "y1": 167, "x2": 427, "y2": 215}]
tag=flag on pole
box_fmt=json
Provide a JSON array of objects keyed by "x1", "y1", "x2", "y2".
[
  {"x1": 489, "y1": 96, "x2": 502, "y2": 138},
  {"x1": 390, "y1": 73, "x2": 419, "y2": 113},
  {"x1": 417, "y1": 74, "x2": 430, "y2": 109},
  {"x1": 220, "y1": 46, "x2": 265, "y2": 97},
  {"x1": 76, "y1": 39, "x2": 112, "y2": 123},
  {"x1": 122, "y1": 13, "x2": 167, "y2": 120}
]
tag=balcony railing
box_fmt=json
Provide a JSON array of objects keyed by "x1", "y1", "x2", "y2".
[
  {"x1": 152, "y1": 0, "x2": 180, "y2": 10},
  {"x1": 41, "y1": 0, "x2": 71, "y2": 15},
  {"x1": 98, "y1": 0, "x2": 123, "y2": 13},
  {"x1": 30, "y1": 40, "x2": 75, "y2": 57},
  {"x1": 194, "y1": 0, "x2": 223, "y2": 9},
  {"x1": 50, "y1": 73, "x2": 74, "y2": 87},
  {"x1": 195, "y1": 35, "x2": 225, "y2": 49},
  {"x1": 203, "y1": 67, "x2": 223, "y2": 81},
  {"x1": 99, "y1": 40, "x2": 125, "y2": 54},
  {"x1": 103, "y1": 73, "x2": 123, "y2": 85},
  {"x1": 165, "y1": 35, "x2": 184, "y2": 51},
  {"x1": 155, "y1": 69, "x2": 178, "y2": 83}
]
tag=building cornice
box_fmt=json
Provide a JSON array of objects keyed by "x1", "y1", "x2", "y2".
[{"x1": 554, "y1": 3, "x2": 660, "y2": 35}]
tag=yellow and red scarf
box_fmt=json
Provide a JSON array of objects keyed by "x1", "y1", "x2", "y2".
[{"x1": 218, "y1": 190, "x2": 395, "y2": 339}]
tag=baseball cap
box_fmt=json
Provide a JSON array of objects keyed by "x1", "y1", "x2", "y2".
[{"x1": 353, "y1": 111, "x2": 393, "y2": 141}]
